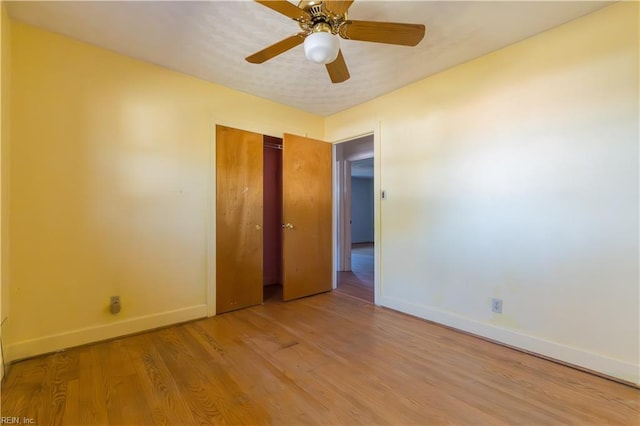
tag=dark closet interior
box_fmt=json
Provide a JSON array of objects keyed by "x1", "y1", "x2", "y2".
[{"x1": 263, "y1": 135, "x2": 283, "y2": 301}]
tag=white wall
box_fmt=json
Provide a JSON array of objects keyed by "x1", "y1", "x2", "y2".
[
  {"x1": 351, "y1": 177, "x2": 373, "y2": 243},
  {"x1": 326, "y1": 2, "x2": 639, "y2": 384}
]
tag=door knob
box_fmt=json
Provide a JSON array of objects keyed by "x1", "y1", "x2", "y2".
[
  {"x1": 255, "y1": 224, "x2": 262, "y2": 230},
  {"x1": 282, "y1": 223, "x2": 294, "y2": 229}
]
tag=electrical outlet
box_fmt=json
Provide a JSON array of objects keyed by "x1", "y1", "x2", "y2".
[
  {"x1": 491, "y1": 298, "x2": 503, "y2": 314},
  {"x1": 110, "y1": 296, "x2": 121, "y2": 314}
]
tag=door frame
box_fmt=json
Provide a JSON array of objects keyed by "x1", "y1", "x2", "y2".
[
  {"x1": 208, "y1": 122, "x2": 337, "y2": 316},
  {"x1": 331, "y1": 125, "x2": 381, "y2": 305},
  {"x1": 335, "y1": 149, "x2": 352, "y2": 272},
  {"x1": 335, "y1": 148, "x2": 373, "y2": 272},
  {"x1": 207, "y1": 123, "x2": 217, "y2": 317}
]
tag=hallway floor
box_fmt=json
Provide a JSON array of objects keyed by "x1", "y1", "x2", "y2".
[{"x1": 335, "y1": 243, "x2": 374, "y2": 303}]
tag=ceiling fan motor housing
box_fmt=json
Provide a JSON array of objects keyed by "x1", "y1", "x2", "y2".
[{"x1": 298, "y1": 1, "x2": 346, "y2": 35}]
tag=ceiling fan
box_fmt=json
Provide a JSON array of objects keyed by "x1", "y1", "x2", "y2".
[{"x1": 245, "y1": 0, "x2": 426, "y2": 84}]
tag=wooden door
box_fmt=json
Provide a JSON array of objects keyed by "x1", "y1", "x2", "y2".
[
  {"x1": 282, "y1": 133, "x2": 333, "y2": 301},
  {"x1": 216, "y1": 125, "x2": 263, "y2": 313}
]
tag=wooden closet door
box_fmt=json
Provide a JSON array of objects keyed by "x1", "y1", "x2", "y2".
[
  {"x1": 216, "y1": 125, "x2": 263, "y2": 313},
  {"x1": 282, "y1": 133, "x2": 333, "y2": 301}
]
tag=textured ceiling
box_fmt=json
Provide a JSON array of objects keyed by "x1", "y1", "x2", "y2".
[{"x1": 7, "y1": 1, "x2": 611, "y2": 116}]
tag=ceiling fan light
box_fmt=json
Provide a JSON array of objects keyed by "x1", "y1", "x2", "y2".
[{"x1": 304, "y1": 31, "x2": 340, "y2": 64}]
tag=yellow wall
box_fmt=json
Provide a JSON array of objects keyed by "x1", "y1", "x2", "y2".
[
  {"x1": 0, "y1": 1, "x2": 10, "y2": 380},
  {"x1": 327, "y1": 2, "x2": 639, "y2": 384},
  {"x1": 6, "y1": 22, "x2": 323, "y2": 360}
]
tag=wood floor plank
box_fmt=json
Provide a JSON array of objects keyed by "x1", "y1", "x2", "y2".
[
  {"x1": 2, "y1": 292, "x2": 638, "y2": 425},
  {"x1": 234, "y1": 309, "x2": 390, "y2": 424},
  {"x1": 60, "y1": 378, "x2": 79, "y2": 426},
  {"x1": 125, "y1": 333, "x2": 198, "y2": 425},
  {"x1": 187, "y1": 318, "x2": 325, "y2": 425},
  {"x1": 201, "y1": 311, "x2": 334, "y2": 424},
  {"x1": 1, "y1": 356, "x2": 49, "y2": 418},
  {"x1": 77, "y1": 345, "x2": 109, "y2": 426}
]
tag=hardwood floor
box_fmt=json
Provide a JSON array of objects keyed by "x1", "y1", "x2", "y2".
[
  {"x1": 336, "y1": 242, "x2": 374, "y2": 303},
  {"x1": 2, "y1": 292, "x2": 638, "y2": 425}
]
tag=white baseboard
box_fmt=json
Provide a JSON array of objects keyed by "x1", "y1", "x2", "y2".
[
  {"x1": 4, "y1": 304, "x2": 208, "y2": 362},
  {"x1": 379, "y1": 295, "x2": 639, "y2": 386}
]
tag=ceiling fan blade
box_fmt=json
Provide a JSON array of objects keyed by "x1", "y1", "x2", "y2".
[
  {"x1": 324, "y1": 0, "x2": 354, "y2": 16},
  {"x1": 326, "y1": 50, "x2": 350, "y2": 83},
  {"x1": 340, "y1": 20, "x2": 425, "y2": 46},
  {"x1": 246, "y1": 34, "x2": 306, "y2": 64},
  {"x1": 255, "y1": 0, "x2": 310, "y2": 21}
]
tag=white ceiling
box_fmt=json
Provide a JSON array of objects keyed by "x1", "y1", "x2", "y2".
[
  {"x1": 7, "y1": 1, "x2": 612, "y2": 116},
  {"x1": 352, "y1": 157, "x2": 374, "y2": 178}
]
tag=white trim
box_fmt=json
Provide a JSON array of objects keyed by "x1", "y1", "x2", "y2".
[
  {"x1": 341, "y1": 160, "x2": 352, "y2": 271},
  {"x1": 372, "y1": 122, "x2": 382, "y2": 306},
  {"x1": 331, "y1": 124, "x2": 381, "y2": 306},
  {"x1": 332, "y1": 144, "x2": 340, "y2": 288},
  {"x1": 207, "y1": 121, "x2": 217, "y2": 317},
  {"x1": 4, "y1": 304, "x2": 208, "y2": 362},
  {"x1": 380, "y1": 295, "x2": 640, "y2": 385},
  {"x1": 333, "y1": 144, "x2": 352, "y2": 274}
]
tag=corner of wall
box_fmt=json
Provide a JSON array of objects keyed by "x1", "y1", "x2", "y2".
[
  {"x1": 0, "y1": 0, "x2": 11, "y2": 333},
  {"x1": 0, "y1": 0, "x2": 11, "y2": 381}
]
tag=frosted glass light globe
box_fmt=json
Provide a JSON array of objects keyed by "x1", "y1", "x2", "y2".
[{"x1": 304, "y1": 31, "x2": 340, "y2": 64}]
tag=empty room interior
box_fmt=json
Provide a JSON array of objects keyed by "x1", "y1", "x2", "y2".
[{"x1": 0, "y1": 0, "x2": 638, "y2": 424}]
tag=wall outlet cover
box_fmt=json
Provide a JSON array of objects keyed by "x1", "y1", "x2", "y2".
[{"x1": 491, "y1": 298, "x2": 503, "y2": 314}]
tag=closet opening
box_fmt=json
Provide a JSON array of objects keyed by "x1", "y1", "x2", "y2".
[
  {"x1": 215, "y1": 124, "x2": 332, "y2": 314},
  {"x1": 263, "y1": 135, "x2": 284, "y2": 304}
]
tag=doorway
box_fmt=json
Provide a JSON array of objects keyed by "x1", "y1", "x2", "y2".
[{"x1": 334, "y1": 135, "x2": 375, "y2": 303}]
